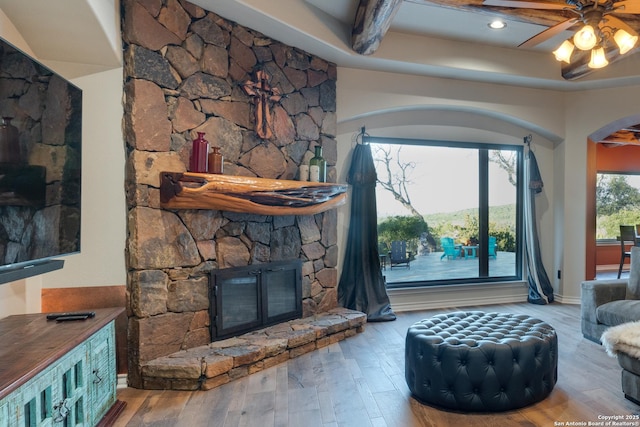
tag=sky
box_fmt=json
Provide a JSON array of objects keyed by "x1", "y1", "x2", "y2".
[{"x1": 371, "y1": 144, "x2": 518, "y2": 217}]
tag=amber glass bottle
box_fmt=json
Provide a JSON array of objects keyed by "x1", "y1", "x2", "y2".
[{"x1": 208, "y1": 146, "x2": 224, "y2": 174}]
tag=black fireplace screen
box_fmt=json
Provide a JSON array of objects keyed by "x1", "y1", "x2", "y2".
[{"x1": 210, "y1": 260, "x2": 302, "y2": 341}]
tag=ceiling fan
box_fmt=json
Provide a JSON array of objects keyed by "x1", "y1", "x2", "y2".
[{"x1": 482, "y1": 0, "x2": 640, "y2": 69}]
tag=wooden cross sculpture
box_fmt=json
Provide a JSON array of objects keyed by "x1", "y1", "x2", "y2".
[{"x1": 242, "y1": 70, "x2": 282, "y2": 140}]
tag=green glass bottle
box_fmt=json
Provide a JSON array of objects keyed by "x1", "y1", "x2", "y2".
[{"x1": 309, "y1": 146, "x2": 327, "y2": 182}]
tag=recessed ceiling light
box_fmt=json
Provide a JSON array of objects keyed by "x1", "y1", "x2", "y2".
[{"x1": 488, "y1": 20, "x2": 507, "y2": 30}]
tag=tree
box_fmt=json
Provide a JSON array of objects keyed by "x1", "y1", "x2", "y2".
[
  {"x1": 373, "y1": 145, "x2": 422, "y2": 217},
  {"x1": 377, "y1": 215, "x2": 429, "y2": 255},
  {"x1": 489, "y1": 150, "x2": 517, "y2": 186},
  {"x1": 596, "y1": 209, "x2": 640, "y2": 239},
  {"x1": 596, "y1": 174, "x2": 640, "y2": 216},
  {"x1": 372, "y1": 144, "x2": 437, "y2": 249}
]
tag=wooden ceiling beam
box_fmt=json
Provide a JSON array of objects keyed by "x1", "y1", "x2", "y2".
[
  {"x1": 598, "y1": 130, "x2": 640, "y2": 145},
  {"x1": 352, "y1": 0, "x2": 574, "y2": 55},
  {"x1": 405, "y1": 0, "x2": 574, "y2": 27},
  {"x1": 561, "y1": 44, "x2": 640, "y2": 80},
  {"x1": 407, "y1": 1, "x2": 640, "y2": 31},
  {"x1": 352, "y1": 0, "x2": 640, "y2": 79},
  {"x1": 352, "y1": 0, "x2": 404, "y2": 55}
]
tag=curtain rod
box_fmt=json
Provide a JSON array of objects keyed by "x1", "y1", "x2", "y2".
[
  {"x1": 362, "y1": 134, "x2": 507, "y2": 150},
  {"x1": 361, "y1": 130, "x2": 531, "y2": 151}
]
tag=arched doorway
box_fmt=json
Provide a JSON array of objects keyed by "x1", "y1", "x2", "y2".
[{"x1": 586, "y1": 116, "x2": 640, "y2": 279}]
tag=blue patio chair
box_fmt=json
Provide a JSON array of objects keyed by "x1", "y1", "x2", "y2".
[
  {"x1": 440, "y1": 237, "x2": 460, "y2": 260},
  {"x1": 389, "y1": 240, "x2": 411, "y2": 269},
  {"x1": 488, "y1": 236, "x2": 497, "y2": 259}
]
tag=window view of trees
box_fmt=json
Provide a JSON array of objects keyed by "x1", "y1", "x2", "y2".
[
  {"x1": 374, "y1": 145, "x2": 423, "y2": 217},
  {"x1": 377, "y1": 215, "x2": 430, "y2": 259},
  {"x1": 372, "y1": 141, "x2": 521, "y2": 285},
  {"x1": 596, "y1": 173, "x2": 640, "y2": 239}
]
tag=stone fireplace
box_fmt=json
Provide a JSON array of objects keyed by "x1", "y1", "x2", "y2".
[
  {"x1": 210, "y1": 260, "x2": 302, "y2": 341},
  {"x1": 122, "y1": 0, "x2": 347, "y2": 389}
]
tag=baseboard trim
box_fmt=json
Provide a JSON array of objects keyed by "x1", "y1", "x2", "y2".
[
  {"x1": 96, "y1": 400, "x2": 127, "y2": 427},
  {"x1": 596, "y1": 264, "x2": 623, "y2": 272},
  {"x1": 388, "y1": 281, "x2": 529, "y2": 312},
  {"x1": 552, "y1": 293, "x2": 580, "y2": 305},
  {"x1": 117, "y1": 373, "x2": 128, "y2": 389}
]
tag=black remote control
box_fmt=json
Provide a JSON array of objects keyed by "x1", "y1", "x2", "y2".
[
  {"x1": 46, "y1": 312, "x2": 96, "y2": 321},
  {"x1": 56, "y1": 315, "x2": 90, "y2": 322}
]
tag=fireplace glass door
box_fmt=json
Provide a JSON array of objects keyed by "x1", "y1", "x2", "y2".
[
  {"x1": 264, "y1": 265, "x2": 300, "y2": 323},
  {"x1": 210, "y1": 260, "x2": 302, "y2": 341},
  {"x1": 219, "y1": 274, "x2": 260, "y2": 331}
]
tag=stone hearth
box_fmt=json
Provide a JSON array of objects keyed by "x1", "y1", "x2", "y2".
[{"x1": 141, "y1": 308, "x2": 366, "y2": 390}]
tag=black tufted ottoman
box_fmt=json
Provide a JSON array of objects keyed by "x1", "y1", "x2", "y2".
[{"x1": 405, "y1": 311, "x2": 557, "y2": 412}]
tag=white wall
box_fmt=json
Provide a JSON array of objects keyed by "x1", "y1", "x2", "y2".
[
  {"x1": 559, "y1": 86, "x2": 640, "y2": 300},
  {"x1": 336, "y1": 69, "x2": 567, "y2": 143},
  {"x1": 0, "y1": 13, "x2": 125, "y2": 318},
  {"x1": 41, "y1": 68, "x2": 126, "y2": 290},
  {"x1": 335, "y1": 66, "x2": 640, "y2": 308}
]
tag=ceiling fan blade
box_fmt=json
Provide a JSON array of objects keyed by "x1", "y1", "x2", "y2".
[
  {"x1": 614, "y1": 1, "x2": 640, "y2": 14},
  {"x1": 518, "y1": 18, "x2": 578, "y2": 48},
  {"x1": 606, "y1": 15, "x2": 637, "y2": 35},
  {"x1": 483, "y1": 0, "x2": 569, "y2": 10}
]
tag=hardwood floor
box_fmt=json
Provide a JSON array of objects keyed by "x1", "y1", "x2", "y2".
[{"x1": 112, "y1": 303, "x2": 640, "y2": 426}]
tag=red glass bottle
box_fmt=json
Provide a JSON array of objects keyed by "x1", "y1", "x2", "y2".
[
  {"x1": 0, "y1": 117, "x2": 20, "y2": 164},
  {"x1": 189, "y1": 132, "x2": 209, "y2": 173}
]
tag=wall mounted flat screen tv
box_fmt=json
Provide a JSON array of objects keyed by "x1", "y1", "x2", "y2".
[{"x1": 0, "y1": 37, "x2": 82, "y2": 282}]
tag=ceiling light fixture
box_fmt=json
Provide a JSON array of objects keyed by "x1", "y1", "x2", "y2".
[
  {"x1": 573, "y1": 24, "x2": 597, "y2": 50},
  {"x1": 614, "y1": 28, "x2": 639, "y2": 54},
  {"x1": 588, "y1": 45, "x2": 609, "y2": 68},
  {"x1": 553, "y1": 40, "x2": 575, "y2": 63},
  {"x1": 550, "y1": 3, "x2": 639, "y2": 70},
  {"x1": 483, "y1": 0, "x2": 640, "y2": 75},
  {"x1": 553, "y1": 21, "x2": 637, "y2": 69},
  {"x1": 488, "y1": 20, "x2": 506, "y2": 30}
]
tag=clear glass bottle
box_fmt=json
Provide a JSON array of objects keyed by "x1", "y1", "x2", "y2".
[
  {"x1": 309, "y1": 146, "x2": 327, "y2": 182},
  {"x1": 189, "y1": 132, "x2": 209, "y2": 173}
]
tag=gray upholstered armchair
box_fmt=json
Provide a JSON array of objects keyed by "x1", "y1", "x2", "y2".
[{"x1": 581, "y1": 247, "x2": 640, "y2": 343}]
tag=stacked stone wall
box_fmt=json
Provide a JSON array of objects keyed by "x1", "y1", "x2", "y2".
[{"x1": 122, "y1": 0, "x2": 339, "y2": 388}]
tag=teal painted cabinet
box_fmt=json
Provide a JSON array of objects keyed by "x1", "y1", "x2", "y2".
[
  {"x1": 0, "y1": 308, "x2": 123, "y2": 427},
  {"x1": 87, "y1": 323, "x2": 117, "y2": 424}
]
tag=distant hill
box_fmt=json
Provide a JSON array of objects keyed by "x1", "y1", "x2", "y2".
[{"x1": 423, "y1": 204, "x2": 516, "y2": 227}]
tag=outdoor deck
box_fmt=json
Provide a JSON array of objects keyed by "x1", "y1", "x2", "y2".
[{"x1": 382, "y1": 251, "x2": 517, "y2": 284}]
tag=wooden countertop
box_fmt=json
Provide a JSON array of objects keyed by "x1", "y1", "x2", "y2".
[{"x1": 0, "y1": 307, "x2": 124, "y2": 399}]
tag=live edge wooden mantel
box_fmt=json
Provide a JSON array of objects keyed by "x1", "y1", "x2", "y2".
[{"x1": 160, "y1": 172, "x2": 348, "y2": 216}]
